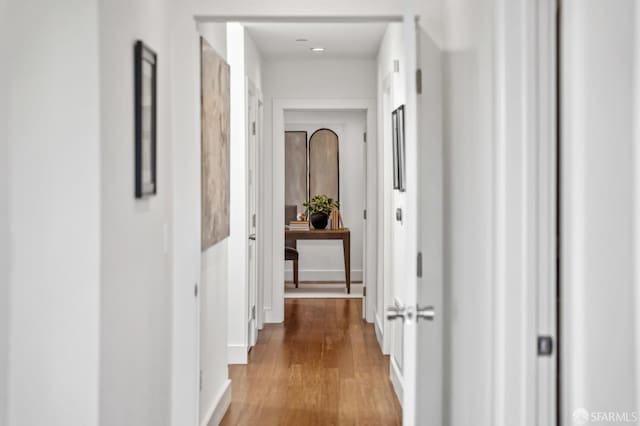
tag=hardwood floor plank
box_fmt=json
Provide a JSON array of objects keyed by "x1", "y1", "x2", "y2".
[{"x1": 218, "y1": 298, "x2": 402, "y2": 426}]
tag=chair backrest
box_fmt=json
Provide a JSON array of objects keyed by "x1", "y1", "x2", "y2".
[
  {"x1": 285, "y1": 205, "x2": 298, "y2": 225},
  {"x1": 285, "y1": 205, "x2": 298, "y2": 249}
]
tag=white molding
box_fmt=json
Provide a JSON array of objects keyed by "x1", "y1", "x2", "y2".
[
  {"x1": 390, "y1": 356, "x2": 404, "y2": 405},
  {"x1": 200, "y1": 379, "x2": 232, "y2": 426},
  {"x1": 195, "y1": 15, "x2": 404, "y2": 24},
  {"x1": 374, "y1": 314, "x2": 388, "y2": 354},
  {"x1": 227, "y1": 344, "x2": 248, "y2": 365},
  {"x1": 493, "y1": 0, "x2": 555, "y2": 425},
  {"x1": 270, "y1": 98, "x2": 378, "y2": 324},
  {"x1": 534, "y1": 1, "x2": 558, "y2": 425}
]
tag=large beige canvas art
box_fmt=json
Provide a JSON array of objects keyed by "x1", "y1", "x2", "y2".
[{"x1": 201, "y1": 37, "x2": 230, "y2": 251}]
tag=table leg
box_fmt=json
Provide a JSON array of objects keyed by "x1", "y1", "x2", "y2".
[{"x1": 342, "y1": 233, "x2": 351, "y2": 294}]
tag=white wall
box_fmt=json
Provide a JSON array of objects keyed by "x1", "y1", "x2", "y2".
[
  {"x1": 0, "y1": 1, "x2": 10, "y2": 423},
  {"x1": 244, "y1": 31, "x2": 263, "y2": 92},
  {"x1": 5, "y1": 1, "x2": 101, "y2": 425},
  {"x1": 169, "y1": 7, "x2": 206, "y2": 426},
  {"x1": 226, "y1": 24, "x2": 264, "y2": 364},
  {"x1": 168, "y1": 12, "x2": 232, "y2": 426},
  {"x1": 375, "y1": 23, "x2": 406, "y2": 364},
  {"x1": 98, "y1": 0, "x2": 173, "y2": 424},
  {"x1": 262, "y1": 58, "x2": 376, "y2": 322},
  {"x1": 284, "y1": 110, "x2": 366, "y2": 282},
  {"x1": 375, "y1": 23, "x2": 406, "y2": 398},
  {"x1": 562, "y1": 0, "x2": 639, "y2": 422},
  {"x1": 190, "y1": 21, "x2": 232, "y2": 426},
  {"x1": 440, "y1": 1, "x2": 496, "y2": 423},
  {"x1": 199, "y1": 239, "x2": 229, "y2": 424}
]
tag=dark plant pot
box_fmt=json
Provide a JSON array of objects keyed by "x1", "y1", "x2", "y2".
[{"x1": 309, "y1": 212, "x2": 329, "y2": 229}]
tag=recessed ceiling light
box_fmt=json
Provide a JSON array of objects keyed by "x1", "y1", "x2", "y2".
[
  {"x1": 296, "y1": 38, "x2": 308, "y2": 42},
  {"x1": 310, "y1": 47, "x2": 325, "y2": 52}
]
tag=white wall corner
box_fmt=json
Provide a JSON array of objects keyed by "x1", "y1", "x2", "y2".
[{"x1": 200, "y1": 379, "x2": 232, "y2": 426}]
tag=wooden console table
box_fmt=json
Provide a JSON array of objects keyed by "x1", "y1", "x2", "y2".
[{"x1": 284, "y1": 228, "x2": 352, "y2": 294}]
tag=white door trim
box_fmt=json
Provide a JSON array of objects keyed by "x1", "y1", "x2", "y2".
[
  {"x1": 268, "y1": 97, "x2": 377, "y2": 324},
  {"x1": 492, "y1": 0, "x2": 557, "y2": 425},
  {"x1": 246, "y1": 78, "x2": 259, "y2": 348}
]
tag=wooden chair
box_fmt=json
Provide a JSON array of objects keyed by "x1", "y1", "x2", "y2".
[{"x1": 285, "y1": 205, "x2": 299, "y2": 288}]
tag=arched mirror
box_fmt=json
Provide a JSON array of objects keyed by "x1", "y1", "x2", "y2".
[
  {"x1": 308, "y1": 128, "x2": 339, "y2": 201},
  {"x1": 284, "y1": 131, "x2": 308, "y2": 212}
]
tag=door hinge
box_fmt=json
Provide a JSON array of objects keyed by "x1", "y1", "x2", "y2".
[
  {"x1": 393, "y1": 59, "x2": 400, "y2": 73},
  {"x1": 416, "y1": 68, "x2": 423, "y2": 95},
  {"x1": 199, "y1": 370, "x2": 203, "y2": 391},
  {"x1": 194, "y1": 283, "x2": 198, "y2": 298},
  {"x1": 363, "y1": 287, "x2": 366, "y2": 297},
  {"x1": 363, "y1": 132, "x2": 367, "y2": 143},
  {"x1": 417, "y1": 252, "x2": 423, "y2": 278},
  {"x1": 252, "y1": 213, "x2": 256, "y2": 228},
  {"x1": 537, "y1": 336, "x2": 553, "y2": 356},
  {"x1": 252, "y1": 121, "x2": 256, "y2": 135},
  {"x1": 251, "y1": 305, "x2": 256, "y2": 320},
  {"x1": 363, "y1": 209, "x2": 367, "y2": 220}
]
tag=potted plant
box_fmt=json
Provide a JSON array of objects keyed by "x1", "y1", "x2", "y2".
[{"x1": 303, "y1": 195, "x2": 339, "y2": 229}]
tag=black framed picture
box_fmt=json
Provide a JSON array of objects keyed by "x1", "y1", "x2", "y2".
[
  {"x1": 134, "y1": 40, "x2": 157, "y2": 198},
  {"x1": 396, "y1": 105, "x2": 406, "y2": 192},
  {"x1": 392, "y1": 108, "x2": 399, "y2": 190}
]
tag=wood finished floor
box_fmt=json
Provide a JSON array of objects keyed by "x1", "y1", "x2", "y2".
[{"x1": 219, "y1": 298, "x2": 402, "y2": 426}]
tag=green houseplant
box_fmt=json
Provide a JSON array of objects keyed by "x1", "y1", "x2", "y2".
[{"x1": 303, "y1": 195, "x2": 339, "y2": 229}]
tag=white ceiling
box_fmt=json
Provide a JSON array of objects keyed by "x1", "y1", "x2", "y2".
[{"x1": 242, "y1": 22, "x2": 388, "y2": 59}]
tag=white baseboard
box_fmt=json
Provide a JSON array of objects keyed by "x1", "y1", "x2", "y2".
[
  {"x1": 284, "y1": 268, "x2": 363, "y2": 282},
  {"x1": 264, "y1": 307, "x2": 280, "y2": 324},
  {"x1": 200, "y1": 379, "x2": 231, "y2": 426},
  {"x1": 374, "y1": 314, "x2": 387, "y2": 354},
  {"x1": 390, "y1": 356, "x2": 403, "y2": 405},
  {"x1": 227, "y1": 344, "x2": 247, "y2": 365}
]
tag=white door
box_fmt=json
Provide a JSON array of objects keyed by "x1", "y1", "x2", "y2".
[
  {"x1": 247, "y1": 83, "x2": 259, "y2": 348},
  {"x1": 414, "y1": 22, "x2": 444, "y2": 425},
  {"x1": 386, "y1": 17, "x2": 444, "y2": 425}
]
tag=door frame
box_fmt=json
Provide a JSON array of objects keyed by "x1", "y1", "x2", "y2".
[
  {"x1": 492, "y1": 0, "x2": 558, "y2": 424},
  {"x1": 246, "y1": 78, "x2": 262, "y2": 347},
  {"x1": 267, "y1": 98, "x2": 377, "y2": 324}
]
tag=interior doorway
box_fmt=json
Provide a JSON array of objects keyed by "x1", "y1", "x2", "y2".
[
  {"x1": 283, "y1": 110, "x2": 368, "y2": 300},
  {"x1": 214, "y1": 18, "x2": 406, "y2": 425},
  {"x1": 271, "y1": 99, "x2": 378, "y2": 323}
]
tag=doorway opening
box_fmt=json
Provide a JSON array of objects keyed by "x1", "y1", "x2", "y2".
[
  {"x1": 283, "y1": 111, "x2": 367, "y2": 300},
  {"x1": 199, "y1": 17, "x2": 408, "y2": 425},
  {"x1": 196, "y1": 17, "x2": 436, "y2": 423}
]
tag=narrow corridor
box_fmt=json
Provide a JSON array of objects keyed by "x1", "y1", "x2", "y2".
[{"x1": 220, "y1": 299, "x2": 401, "y2": 425}]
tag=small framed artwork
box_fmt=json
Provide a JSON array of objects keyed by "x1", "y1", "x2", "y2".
[
  {"x1": 392, "y1": 109, "x2": 400, "y2": 190},
  {"x1": 134, "y1": 40, "x2": 157, "y2": 198},
  {"x1": 396, "y1": 105, "x2": 406, "y2": 192}
]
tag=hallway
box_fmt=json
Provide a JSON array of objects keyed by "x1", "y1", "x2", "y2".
[{"x1": 220, "y1": 299, "x2": 401, "y2": 425}]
